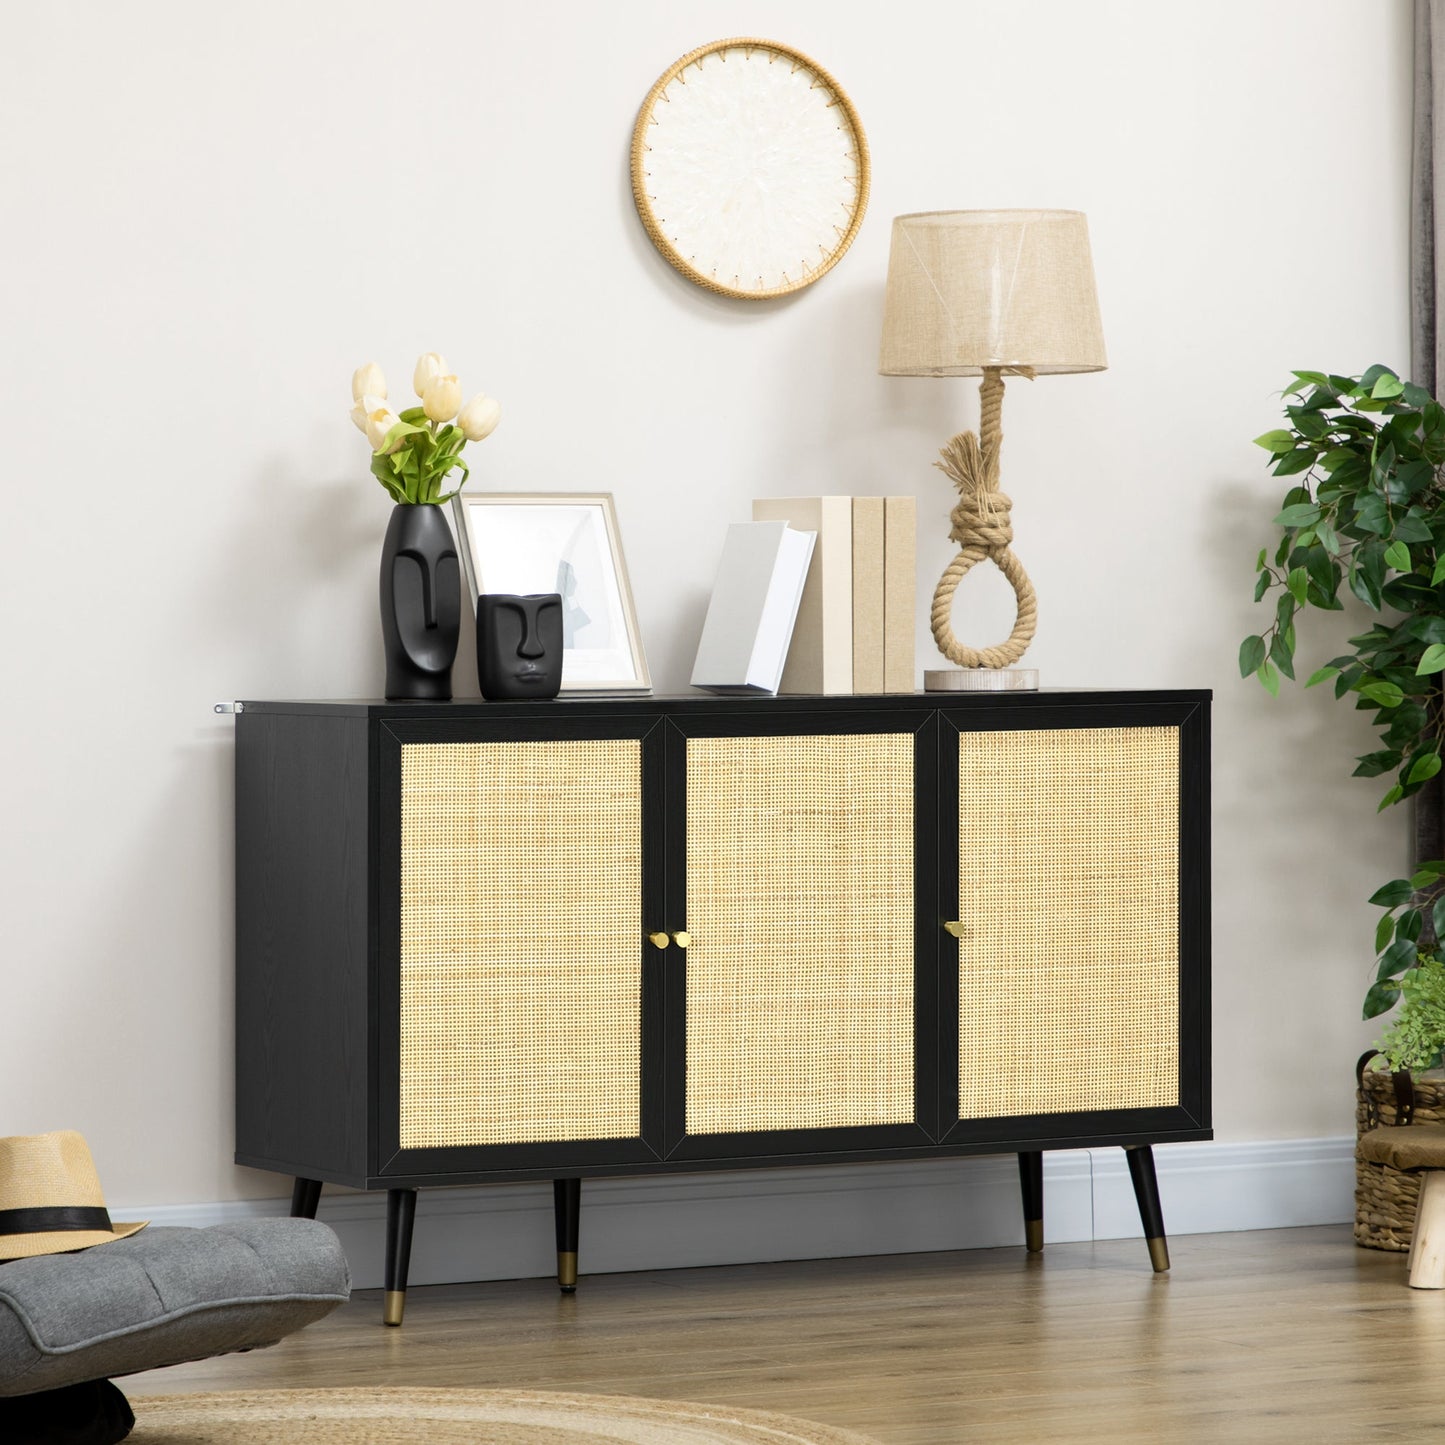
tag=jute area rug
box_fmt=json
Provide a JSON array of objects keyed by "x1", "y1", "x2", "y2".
[{"x1": 126, "y1": 1387, "x2": 883, "y2": 1444}]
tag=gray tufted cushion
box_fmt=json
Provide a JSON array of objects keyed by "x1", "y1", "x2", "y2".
[{"x1": 0, "y1": 1220, "x2": 350, "y2": 1396}]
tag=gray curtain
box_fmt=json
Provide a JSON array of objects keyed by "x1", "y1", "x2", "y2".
[
  {"x1": 1413, "y1": 0, "x2": 1440, "y2": 391},
  {"x1": 1417, "y1": 0, "x2": 1444, "y2": 875}
]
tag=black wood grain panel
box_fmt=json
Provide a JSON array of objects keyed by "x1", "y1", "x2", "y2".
[{"x1": 235, "y1": 710, "x2": 370, "y2": 1186}]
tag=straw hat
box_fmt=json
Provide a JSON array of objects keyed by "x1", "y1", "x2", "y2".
[{"x1": 0, "y1": 1131, "x2": 147, "y2": 1261}]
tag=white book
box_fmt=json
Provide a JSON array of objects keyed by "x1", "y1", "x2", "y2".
[
  {"x1": 691, "y1": 522, "x2": 817, "y2": 694},
  {"x1": 751, "y1": 497, "x2": 854, "y2": 694}
]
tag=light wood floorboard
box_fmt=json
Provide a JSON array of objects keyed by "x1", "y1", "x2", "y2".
[{"x1": 127, "y1": 1226, "x2": 1445, "y2": 1443}]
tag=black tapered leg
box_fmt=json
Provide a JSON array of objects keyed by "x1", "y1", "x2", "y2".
[
  {"x1": 384, "y1": 1188, "x2": 418, "y2": 1325},
  {"x1": 1017, "y1": 1151, "x2": 1044, "y2": 1252},
  {"x1": 554, "y1": 1177, "x2": 581, "y2": 1292},
  {"x1": 290, "y1": 1177, "x2": 322, "y2": 1220},
  {"x1": 1125, "y1": 1145, "x2": 1170, "y2": 1272}
]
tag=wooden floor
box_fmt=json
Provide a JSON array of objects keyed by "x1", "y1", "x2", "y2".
[{"x1": 127, "y1": 1226, "x2": 1445, "y2": 1443}]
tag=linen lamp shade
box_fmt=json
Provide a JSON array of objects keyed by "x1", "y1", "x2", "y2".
[{"x1": 879, "y1": 209, "x2": 1106, "y2": 377}]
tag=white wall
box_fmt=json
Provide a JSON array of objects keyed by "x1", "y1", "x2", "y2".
[{"x1": 0, "y1": 1, "x2": 1413, "y2": 1217}]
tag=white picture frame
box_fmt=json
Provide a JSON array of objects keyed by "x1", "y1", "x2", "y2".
[{"x1": 451, "y1": 492, "x2": 652, "y2": 694}]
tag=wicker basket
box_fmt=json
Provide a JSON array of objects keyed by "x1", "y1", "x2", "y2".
[{"x1": 1355, "y1": 1055, "x2": 1445, "y2": 1250}]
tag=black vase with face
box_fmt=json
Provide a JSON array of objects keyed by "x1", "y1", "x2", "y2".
[
  {"x1": 379, "y1": 504, "x2": 461, "y2": 701},
  {"x1": 477, "y1": 593, "x2": 564, "y2": 701}
]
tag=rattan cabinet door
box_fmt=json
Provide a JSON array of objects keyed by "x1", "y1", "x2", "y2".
[
  {"x1": 377, "y1": 719, "x2": 666, "y2": 1177},
  {"x1": 664, "y1": 713, "x2": 938, "y2": 1160},
  {"x1": 938, "y1": 701, "x2": 1209, "y2": 1145}
]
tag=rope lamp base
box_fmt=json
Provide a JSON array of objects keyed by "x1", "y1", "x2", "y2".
[
  {"x1": 925, "y1": 668, "x2": 1039, "y2": 692},
  {"x1": 929, "y1": 367, "x2": 1040, "y2": 686}
]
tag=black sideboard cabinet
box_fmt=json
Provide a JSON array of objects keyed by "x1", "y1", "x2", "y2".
[{"x1": 234, "y1": 690, "x2": 1210, "y2": 1324}]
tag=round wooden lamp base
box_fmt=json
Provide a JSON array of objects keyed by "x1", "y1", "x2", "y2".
[{"x1": 925, "y1": 668, "x2": 1039, "y2": 692}]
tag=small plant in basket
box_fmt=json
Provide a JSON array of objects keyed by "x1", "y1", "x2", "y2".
[{"x1": 1376, "y1": 954, "x2": 1445, "y2": 1074}]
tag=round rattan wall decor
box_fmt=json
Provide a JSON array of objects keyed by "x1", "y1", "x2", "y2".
[{"x1": 630, "y1": 38, "x2": 870, "y2": 300}]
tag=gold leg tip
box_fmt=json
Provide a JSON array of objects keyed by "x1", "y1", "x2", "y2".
[
  {"x1": 383, "y1": 1290, "x2": 406, "y2": 1326},
  {"x1": 1024, "y1": 1220, "x2": 1044, "y2": 1253},
  {"x1": 557, "y1": 1250, "x2": 578, "y2": 1291},
  {"x1": 1147, "y1": 1237, "x2": 1171, "y2": 1273}
]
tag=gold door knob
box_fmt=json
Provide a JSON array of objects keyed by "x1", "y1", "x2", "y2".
[
  {"x1": 943, "y1": 921, "x2": 965, "y2": 939},
  {"x1": 672, "y1": 931, "x2": 691, "y2": 949},
  {"x1": 648, "y1": 931, "x2": 670, "y2": 949}
]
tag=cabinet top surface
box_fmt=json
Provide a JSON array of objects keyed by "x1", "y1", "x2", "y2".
[{"x1": 236, "y1": 689, "x2": 1211, "y2": 719}]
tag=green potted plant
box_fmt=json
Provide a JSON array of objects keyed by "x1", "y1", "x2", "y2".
[
  {"x1": 1243, "y1": 366, "x2": 1445, "y2": 1251},
  {"x1": 1242, "y1": 366, "x2": 1445, "y2": 1018}
]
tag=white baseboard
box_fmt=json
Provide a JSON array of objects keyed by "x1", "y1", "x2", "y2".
[{"x1": 120, "y1": 1138, "x2": 1356, "y2": 1292}]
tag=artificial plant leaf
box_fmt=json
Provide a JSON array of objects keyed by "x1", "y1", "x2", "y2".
[
  {"x1": 1386, "y1": 540, "x2": 1414, "y2": 572},
  {"x1": 1377, "y1": 913, "x2": 1398, "y2": 952},
  {"x1": 1274, "y1": 450, "x2": 1317, "y2": 477},
  {"x1": 1258, "y1": 660, "x2": 1281, "y2": 697},
  {"x1": 1364, "y1": 981, "x2": 1402, "y2": 1019},
  {"x1": 1353, "y1": 749, "x2": 1402, "y2": 777},
  {"x1": 1371, "y1": 879, "x2": 1417, "y2": 907},
  {"x1": 1306, "y1": 547, "x2": 1340, "y2": 600},
  {"x1": 1419, "y1": 644, "x2": 1445, "y2": 676},
  {"x1": 1305, "y1": 664, "x2": 1340, "y2": 689},
  {"x1": 1412, "y1": 861, "x2": 1445, "y2": 887},
  {"x1": 1239, "y1": 635, "x2": 1267, "y2": 677},
  {"x1": 1360, "y1": 681, "x2": 1405, "y2": 707},
  {"x1": 1380, "y1": 784, "x2": 1406, "y2": 810},
  {"x1": 1378, "y1": 938, "x2": 1419, "y2": 978},
  {"x1": 1355, "y1": 493, "x2": 1391, "y2": 535},
  {"x1": 1398, "y1": 908, "x2": 1424, "y2": 944},
  {"x1": 1254, "y1": 430, "x2": 1297, "y2": 453},
  {"x1": 1406, "y1": 616, "x2": 1445, "y2": 645},
  {"x1": 1336, "y1": 664, "x2": 1365, "y2": 698},
  {"x1": 1274, "y1": 502, "x2": 1321, "y2": 527},
  {"x1": 1385, "y1": 575, "x2": 1436, "y2": 610},
  {"x1": 1269, "y1": 630, "x2": 1296, "y2": 680},
  {"x1": 1384, "y1": 701, "x2": 1430, "y2": 750},
  {"x1": 1394, "y1": 462, "x2": 1435, "y2": 500}
]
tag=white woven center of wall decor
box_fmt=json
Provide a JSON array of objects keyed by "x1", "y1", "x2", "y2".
[
  {"x1": 684, "y1": 733, "x2": 915, "y2": 1135},
  {"x1": 399, "y1": 741, "x2": 643, "y2": 1148},
  {"x1": 956, "y1": 727, "x2": 1180, "y2": 1119},
  {"x1": 636, "y1": 42, "x2": 866, "y2": 297}
]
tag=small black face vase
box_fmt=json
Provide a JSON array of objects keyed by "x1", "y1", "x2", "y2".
[
  {"x1": 477, "y1": 593, "x2": 564, "y2": 700},
  {"x1": 380, "y1": 503, "x2": 461, "y2": 701}
]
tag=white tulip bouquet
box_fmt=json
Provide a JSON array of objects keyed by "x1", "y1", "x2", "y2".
[{"x1": 350, "y1": 353, "x2": 501, "y2": 504}]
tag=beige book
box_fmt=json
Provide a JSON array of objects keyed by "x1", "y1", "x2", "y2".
[
  {"x1": 851, "y1": 498, "x2": 885, "y2": 695},
  {"x1": 883, "y1": 496, "x2": 917, "y2": 693},
  {"x1": 751, "y1": 497, "x2": 853, "y2": 694}
]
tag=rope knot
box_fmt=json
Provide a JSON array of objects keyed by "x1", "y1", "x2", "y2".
[
  {"x1": 949, "y1": 487, "x2": 1013, "y2": 552},
  {"x1": 934, "y1": 430, "x2": 1014, "y2": 553},
  {"x1": 928, "y1": 367, "x2": 1038, "y2": 671}
]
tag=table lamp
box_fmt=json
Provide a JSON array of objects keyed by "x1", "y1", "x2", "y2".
[{"x1": 879, "y1": 209, "x2": 1106, "y2": 690}]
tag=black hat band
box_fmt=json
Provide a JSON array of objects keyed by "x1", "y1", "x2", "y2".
[{"x1": 0, "y1": 1206, "x2": 113, "y2": 1235}]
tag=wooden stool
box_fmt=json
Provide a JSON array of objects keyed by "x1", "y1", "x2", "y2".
[{"x1": 1358, "y1": 1124, "x2": 1445, "y2": 1287}]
